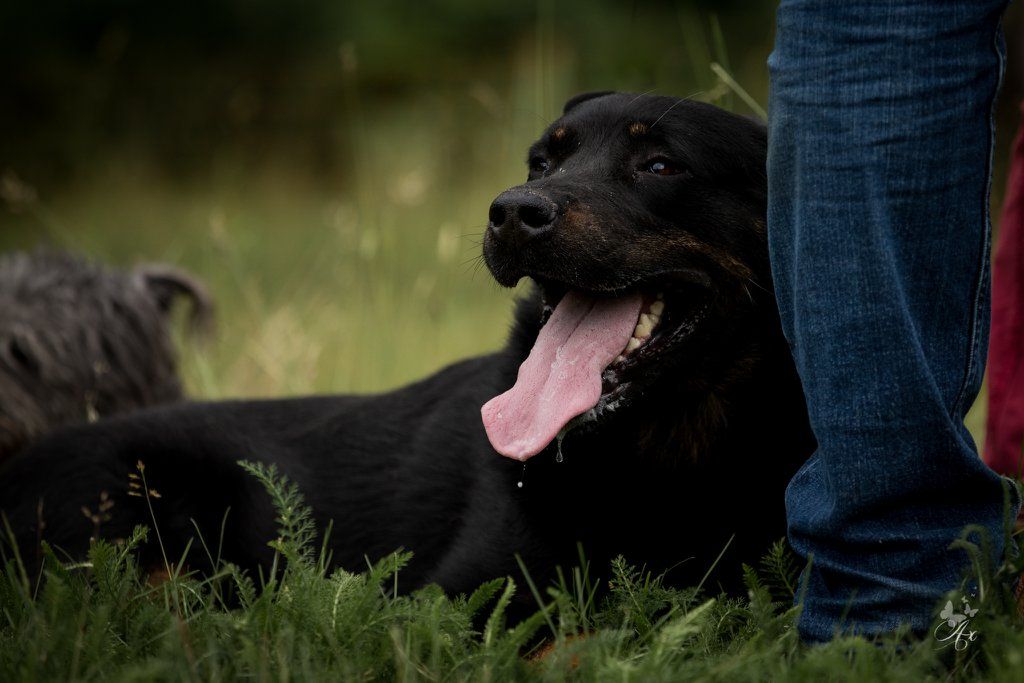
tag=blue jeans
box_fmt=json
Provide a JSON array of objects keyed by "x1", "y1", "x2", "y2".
[{"x1": 768, "y1": 0, "x2": 1017, "y2": 641}]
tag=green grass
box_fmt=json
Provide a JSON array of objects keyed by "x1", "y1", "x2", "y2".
[{"x1": 3, "y1": 459, "x2": 1023, "y2": 682}]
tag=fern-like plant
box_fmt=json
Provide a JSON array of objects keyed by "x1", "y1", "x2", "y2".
[{"x1": 237, "y1": 460, "x2": 317, "y2": 567}]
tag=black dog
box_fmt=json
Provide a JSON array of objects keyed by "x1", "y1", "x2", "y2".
[
  {"x1": 0, "y1": 250, "x2": 212, "y2": 462},
  {"x1": 0, "y1": 93, "x2": 812, "y2": 606}
]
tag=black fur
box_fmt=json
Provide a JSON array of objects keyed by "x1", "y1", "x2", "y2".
[
  {"x1": 0, "y1": 94, "x2": 813, "y2": 610},
  {"x1": 561, "y1": 90, "x2": 614, "y2": 114}
]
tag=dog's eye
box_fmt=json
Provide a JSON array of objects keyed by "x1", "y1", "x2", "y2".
[
  {"x1": 642, "y1": 158, "x2": 683, "y2": 176},
  {"x1": 529, "y1": 157, "x2": 551, "y2": 176}
]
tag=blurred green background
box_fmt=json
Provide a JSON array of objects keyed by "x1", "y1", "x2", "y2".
[{"x1": 1, "y1": 0, "x2": 1020, "y2": 442}]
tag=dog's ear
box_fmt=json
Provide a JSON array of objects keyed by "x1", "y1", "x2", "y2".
[
  {"x1": 133, "y1": 264, "x2": 214, "y2": 337},
  {"x1": 562, "y1": 91, "x2": 614, "y2": 114}
]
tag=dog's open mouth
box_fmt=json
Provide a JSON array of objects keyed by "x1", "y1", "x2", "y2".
[{"x1": 481, "y1": 277, "x2": 709, "y2": 461}]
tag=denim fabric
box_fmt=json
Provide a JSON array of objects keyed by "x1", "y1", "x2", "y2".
[{"x1": 767, "y1": 0, "x2": 1017, "y2": 642}]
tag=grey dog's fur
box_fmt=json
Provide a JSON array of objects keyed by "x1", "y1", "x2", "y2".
[{"x1": 0, "y1": 250, "x2": 212, "y2": 461}]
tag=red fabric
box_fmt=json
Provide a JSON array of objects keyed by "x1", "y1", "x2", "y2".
[{"x1": 985, "y1": 102, "x2": 1024, "y2": 478}]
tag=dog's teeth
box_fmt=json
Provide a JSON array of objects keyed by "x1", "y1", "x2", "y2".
[
  {"x1": 625, "y1": 338, "x2": 641, "y2": 353},
  {"x1": 634, "y1": 314, "x2": 654, "y2": 338},
  {"x1": 649, "y1": 300, "x2": 664, "y2": 316},
  {"x1": 615, "y1": 354, "x2": 626, "y2": 364}
]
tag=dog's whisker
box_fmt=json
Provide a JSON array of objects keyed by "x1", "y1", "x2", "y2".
[
  {"x1": 650, "y1": 97, "x2": 687, "y2": 130},
  {"x1": 627, "y1": 88, "x2": 660, "y2": 107},
  {"x1": 744, "y1": 276, "x2": 770, "y2": 295}
]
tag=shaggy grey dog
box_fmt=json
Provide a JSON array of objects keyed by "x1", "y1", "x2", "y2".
[{"x1": 0, "y1": 250, "x2": 212, "y2": 460}]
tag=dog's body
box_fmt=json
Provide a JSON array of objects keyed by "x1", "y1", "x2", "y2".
[
  {"x1": 0, "y1": 94, "x2": 813, "y2": 605},
  {"x1": 0, "y1": 251, "x2": 211, "y2": 461}
]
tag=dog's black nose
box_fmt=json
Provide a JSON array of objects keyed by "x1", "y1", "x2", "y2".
[{"x1": 488, "y1": 190, "x2": 558, "y2": 245}]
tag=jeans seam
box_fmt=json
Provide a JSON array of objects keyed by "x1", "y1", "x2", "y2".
[{"x1": 952, "y1": 16, "x2": 1006, "y2": 417}]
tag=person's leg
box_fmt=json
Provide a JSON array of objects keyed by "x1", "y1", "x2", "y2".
[{"x1": 768, "y1": 0, "x2": 1017, "y2": 641}]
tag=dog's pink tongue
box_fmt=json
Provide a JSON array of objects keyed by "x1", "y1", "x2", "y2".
[{"x1": 481, "y1": 290, "x2": 642, "y2": 461}]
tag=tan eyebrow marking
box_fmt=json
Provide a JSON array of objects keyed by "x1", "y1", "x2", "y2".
[
  {"x1": 552, "y1": 126, "x2": 568, "y2": 141},
  {"x1": 628, "y1": 122, "x2": 648, "y2": 136}
]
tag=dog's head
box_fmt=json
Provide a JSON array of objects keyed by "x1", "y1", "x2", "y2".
[
  {"x1": 0, "y1": 251, "x2": 213, "y2": 460},
  {"x1": 481, "y1": 92, "x2": 774, "y2": 461}
]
